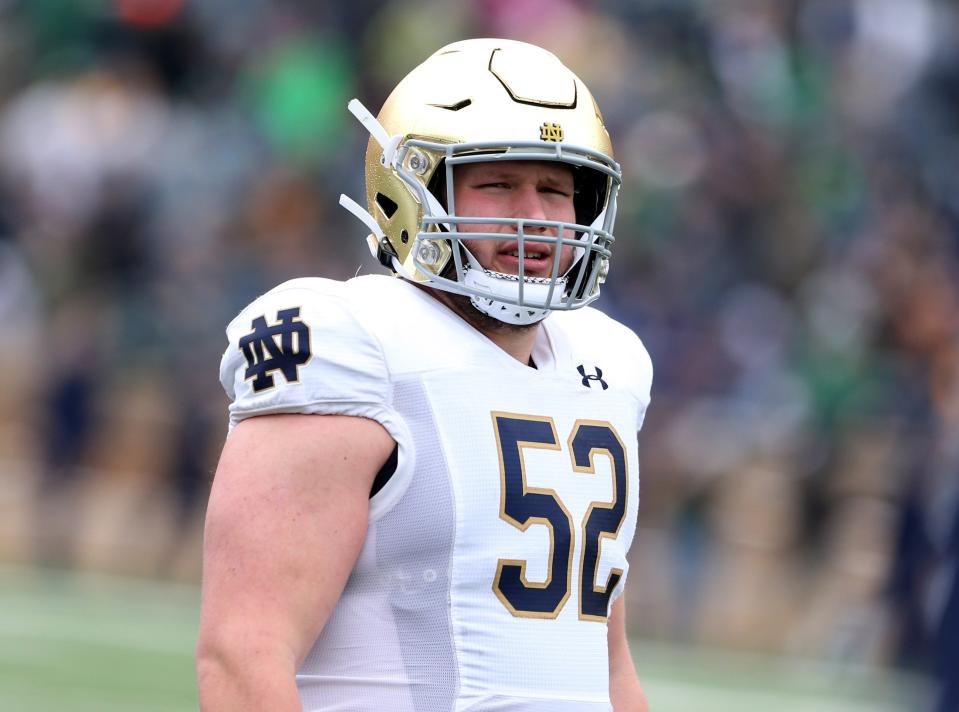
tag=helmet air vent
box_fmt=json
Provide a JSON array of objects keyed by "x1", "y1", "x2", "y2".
[
  {"x1": 375, "y1": 192, "x2": 399, "y2": 219},
  {"x1": 428, "y1": 98, "x2": 472, "y2": 112}
]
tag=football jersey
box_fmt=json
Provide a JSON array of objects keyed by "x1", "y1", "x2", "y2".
[{"x1": 219, "y1": 275, "x2": 653, "y2": 712}]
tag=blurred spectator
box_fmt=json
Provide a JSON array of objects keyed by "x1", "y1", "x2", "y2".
[{"x1": 32, "y1": 299, "x2": 104, "y2": 568}]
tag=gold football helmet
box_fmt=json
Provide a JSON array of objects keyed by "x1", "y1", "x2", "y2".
[{"x1": 340, "y1": 38, "x2": 621, "y2": 325}]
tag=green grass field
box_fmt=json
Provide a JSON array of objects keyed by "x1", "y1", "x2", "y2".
[{"x1": 0, "y1": 566, "x2": 931, "y2": 711}]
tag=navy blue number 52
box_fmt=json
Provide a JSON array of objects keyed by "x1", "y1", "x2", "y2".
[{"x1": 491, "y1": 413, "x2": 629, "y2": 621}]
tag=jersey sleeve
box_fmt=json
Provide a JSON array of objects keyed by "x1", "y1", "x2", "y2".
[
  {"x1": 220, "y1": 279, "x2": 392, "y2": 426},
  {"x1": 624, "y1": 327, "x2": 653, "y2": 433},
  {"x1": 591, "y1": 312, "x2": 653, "y2": 433},
  {"x1": 219, "y1": 279, "x2": 414, "y2": 519}
]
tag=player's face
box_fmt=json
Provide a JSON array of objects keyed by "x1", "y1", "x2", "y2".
[{"x1": 452, "y1": 161, "x2": 577, "y2": 278}]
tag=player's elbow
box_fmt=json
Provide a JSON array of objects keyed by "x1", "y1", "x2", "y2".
[
  {"x1": 195, "y1": 632, "x2": 236, "y2": 704},
  {"x1": 196, "y1": 622, "x2": 301, "y2": 709},
  {"x1": 195, "y1": 626, "x2": 258, "y2": 705}
]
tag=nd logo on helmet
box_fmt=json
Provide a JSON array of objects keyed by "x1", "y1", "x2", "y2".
[{"x1": 540, "y1": 122, "x2": 564, "y2": 142}]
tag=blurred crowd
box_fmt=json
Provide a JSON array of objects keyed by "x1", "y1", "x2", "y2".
[{"x1": 0, "y1": 0, "x2": 956, "y2": 707}]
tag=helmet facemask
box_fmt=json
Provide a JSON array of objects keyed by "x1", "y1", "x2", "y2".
[
  {"x1": 404, "y1": 141, "x2": 619, "y2": 325},
  {"x1": 338, "y1": 39, "x2": 622, "y2": 325}
]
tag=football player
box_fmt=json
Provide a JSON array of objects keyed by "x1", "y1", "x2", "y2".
[{"x1": 197, "y1": 38, "x2": 652, "y2": 712}]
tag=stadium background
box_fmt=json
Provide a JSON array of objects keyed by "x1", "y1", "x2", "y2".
[{"x1": 0, "y1": 0, "x2": 956, "y2": 710}]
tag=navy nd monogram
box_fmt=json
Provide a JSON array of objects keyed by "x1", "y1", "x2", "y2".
[{"x1": 239, "y1": 307, "x2": 312, "y2": 393}]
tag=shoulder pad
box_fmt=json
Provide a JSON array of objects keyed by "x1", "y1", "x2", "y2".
[{"x1": 220, "y1": 279, "x2": 389, "y2": 426}]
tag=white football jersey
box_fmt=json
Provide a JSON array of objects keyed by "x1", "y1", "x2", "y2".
[{"x1": 220, "y1": 275, "x2": 653, "y2": 712}]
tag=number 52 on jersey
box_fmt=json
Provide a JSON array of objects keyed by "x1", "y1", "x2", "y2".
[{"x1": 491, "y1": 412, "x2": 629, "y2": 622}]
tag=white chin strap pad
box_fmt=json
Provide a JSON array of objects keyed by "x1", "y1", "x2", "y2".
[{"x1": 463, "y1": 268, "x2": 567, "y2": 326}]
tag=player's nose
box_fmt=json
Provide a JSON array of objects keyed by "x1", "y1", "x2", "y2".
[{"x1": 511, "y1": 185, "x2": 550, "y2": 233}]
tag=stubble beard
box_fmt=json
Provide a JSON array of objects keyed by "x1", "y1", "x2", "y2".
[
  {"x1": 416, "y1": 242, "x2": 542, "y2": 336},
  {"x1": 431, "y1": 288, "x2": 538, "y2": 336}
]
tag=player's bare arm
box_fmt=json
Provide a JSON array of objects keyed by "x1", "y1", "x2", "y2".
[
  {"x1": 609, "y1": 594, "x2": 649, "y2": 712},
  {"x1": 196, "y1": 413, "x2": 394, "y2": 712}
]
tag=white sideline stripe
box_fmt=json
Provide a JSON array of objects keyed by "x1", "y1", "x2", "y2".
[
  {"x1": 632, "y1": 639, "x2": 935, "y2": 694},
  {"x1": 647, "y1": 677, "x2": 901, "y2": 712},
  {"x1": 0, "y1": 616, "x2": 194, "y2": 657},
  {"x1": 0, "y1": 563, "x2": 201, "y2": 600},
  {"x1": 0, "y1": 566, "x2": 199, "y2": 658},
  {"x1": 0, "y1": 678, "x2": 191, "y2": 712}
]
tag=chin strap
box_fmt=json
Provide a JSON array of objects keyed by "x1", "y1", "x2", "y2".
[
  {"x1": 339, "y1": 194, "x2": 416, "y2": 280},
  {"x1": 339, "y1": 99, "x2": 411, "y2": 278},
  {"x1": 347, "y1": 99, "x2": 402, "y2": 167},
  {"x1": 340, "y1": 98, "x2": 453, "y2": 280},
  {"x1": 463, "y1": 260, "x2": 567, "y2": 326}
]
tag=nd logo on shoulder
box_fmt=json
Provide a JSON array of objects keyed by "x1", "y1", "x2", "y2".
[{"x1": 239, "y1": 307, "x2": 312, "y2": 393}]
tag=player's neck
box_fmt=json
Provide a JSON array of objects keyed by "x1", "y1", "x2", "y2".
[
  {"x1": 423, "y1": 287, "x2": 540, "y2": 366},
  {"x1": 475, "y1": 320, "x2": 539, "y2": 366}
]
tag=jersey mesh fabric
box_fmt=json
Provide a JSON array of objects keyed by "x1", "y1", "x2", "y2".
[{"x1": 297, "y1": 379, "x2": 458, "y2": 712}]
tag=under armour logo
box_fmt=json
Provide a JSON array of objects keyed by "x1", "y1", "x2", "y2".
[
  {"x1": 540, "y1": 122, "x2": 564, "y2": 142},
  {"x1": 577, "y1": 364, "x2": 608, "y2": 390},
  {"x1": 239, "y1": 307, "x2": 312, "y2": 393}
]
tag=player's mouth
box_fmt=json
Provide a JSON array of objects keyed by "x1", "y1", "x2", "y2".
[{"x1": 496, "y1": 242, "x2": 555, "y2": 276}]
